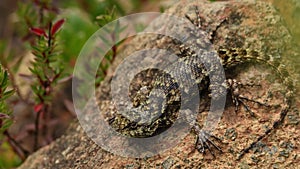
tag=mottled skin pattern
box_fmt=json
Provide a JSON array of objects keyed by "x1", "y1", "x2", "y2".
[{"x1": 108, "y1": 6, "x2": 294, "y2": 159}]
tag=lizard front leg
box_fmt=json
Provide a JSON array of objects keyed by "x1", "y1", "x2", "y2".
[
  {"x1": 193, "y1": 124, "x2": 223, "y2": 158},
  {"x1": 226, "y1": 78, "x2": 270, "y2": 117}
]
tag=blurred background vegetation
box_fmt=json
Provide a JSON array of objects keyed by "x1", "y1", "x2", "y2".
[
  {"x1": 0, "y1": 0, "x2": 299, "y2": 168},
  {"x1": 0, "y1": 0, "x2": 166, "y2": 168}
]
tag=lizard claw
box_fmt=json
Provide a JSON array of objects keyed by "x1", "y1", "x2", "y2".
[{"x1": 193, "y1": 125, "x2": 223, "y2": 158}]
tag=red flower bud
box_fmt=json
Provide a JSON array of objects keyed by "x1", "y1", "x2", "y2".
[
  {"x1": 30, "y1": 27, "x2": 47, "y2": 37},
  {"x1": 51, "y1": 19, "x2": 66, "y2": 35},
  {"x1": 34, "y1": 103, "x2": 43, "y2": 113},
  {"x1": 0, "y1": 113, "x2": 10, "y2": 119}
]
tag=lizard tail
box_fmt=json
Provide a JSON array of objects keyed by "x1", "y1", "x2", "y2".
[{"x1": 218, "y1": 48, "x2": 294, "y2": 160}]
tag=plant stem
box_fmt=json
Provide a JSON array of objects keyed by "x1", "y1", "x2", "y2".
[
  {"x1": 42, "y1": 103, "x2": 51, "y2": 143},
  {"x1": 4, "y1": 131, "x2": 29, "y2": 161},
  {"x1": 34, "y1": 110, "x2": 41, "y2": 151}
]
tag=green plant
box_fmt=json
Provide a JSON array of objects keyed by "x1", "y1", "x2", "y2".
[
  {"x1": 0, "y1": 65, "x2": 14, "y2": 135},
  {"x1": 0, "y1": 1, "x2": 67, "y2": 166},
  {"x1": 17, "y1": 0, "x2": 66, "y2": 150},
  {"x1": 0, "y1": 0, "x2": 155, "y2": 167},
  {"x1": 94, "y1": 8, "x2": 128, "y2": 87},
  {"x1": 75, "y1": 0, "x2": 125, "y2": 21},
  {"x1": 0, "y1": 65, "x2": 27, "y2": 164},
  {"x1": 29, "y1": 18, "x2": 65, "y2": 150}
]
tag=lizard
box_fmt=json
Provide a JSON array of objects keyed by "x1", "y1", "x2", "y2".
[
  {"x1": 107, "y1": 6, "x2": 294, "y2": 160},
  {"x1": 184, "y1": 6, "x2": 294, "y2": 159}
]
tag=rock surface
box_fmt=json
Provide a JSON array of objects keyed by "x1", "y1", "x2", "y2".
[{"x1": 18, "y1": 0, "x2": 299, "y2": 168}]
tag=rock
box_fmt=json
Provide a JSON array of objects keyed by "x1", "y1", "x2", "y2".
[{"x1": 18, "y1": 0, "x2": 299, "y2": 168}]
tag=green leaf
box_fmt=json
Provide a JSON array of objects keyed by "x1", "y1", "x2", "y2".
[
  {"x1": 29, "y1": 67, "x2": 37, "y2": 74},
  {"x1": 35, "y1": 69, "x2": 46, "y2": 81},
  {"x1": 0, "y1": 118, "x2": 13, "y2": 131},
  {"x1": 3, "y1": 90, "x2": 14, "y2": 98},
  {"x1": 1, "y1": 70, "x2": 8, "y2": 87},
  {"x1": 32, "y1": 51, "x2": 44, "y2": 59},
  {"x1": 98, "y1": 34, "x2": 110, "y2": 46},
  {"x1": 31, "y1": 85, "x2": 40, "y2": 95},
  {"x1": 32, "y1": 45, "x2": 43, "y2": 53}
]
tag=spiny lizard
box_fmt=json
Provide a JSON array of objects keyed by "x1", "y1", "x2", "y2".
[{"x1": 108, "y1": 6, "x2": 294, "y2": 160}]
